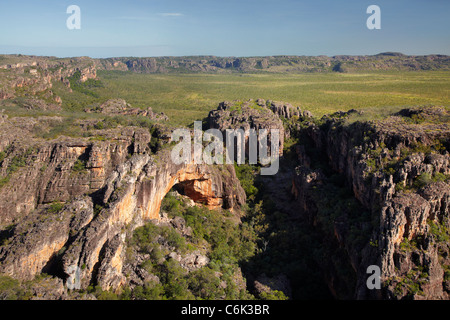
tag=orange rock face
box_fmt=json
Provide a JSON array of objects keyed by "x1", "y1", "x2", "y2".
[
  {"x1": 0, "y1": 126, "x2": 246, "y2": 290},
  {"x1": 143, "y1": 164, "x2": 231, "y2": 220}
]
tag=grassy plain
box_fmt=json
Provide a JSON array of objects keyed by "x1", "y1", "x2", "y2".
[
  {"x1": 91, "y1": 71, "x2": 450, "y2": 126},
  {"x1": 0, "y1": 70, "x2": 438, "y2": 127}
]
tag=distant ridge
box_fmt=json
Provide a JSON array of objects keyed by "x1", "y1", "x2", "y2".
[
  {"x1": 375, "y1": 52, "x2": 406, "y2": 57},
  {"x1": 95, "y1": 53, "x2": 450, "y2": 73},
  {"x1": 1, "y1": 53, "x2": 449, "y2": 74}
]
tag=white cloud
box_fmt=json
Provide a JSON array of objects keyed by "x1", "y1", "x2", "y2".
[{"x1": 158, "y1": 13, "x2": 184, "y2": 17}]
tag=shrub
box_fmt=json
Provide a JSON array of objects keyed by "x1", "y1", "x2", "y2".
[
  {"x1": 0, "y1": 275, "x2": 30, "y2": 300},
  {"x1": 259, "y1": 290, "x2": 289, "y2": 300},
  {"x1": 129, "y1": 282, "x2": 165, "y2": 300},
  {"x1": 444, "y1": 265, "x2": 450, "y2": 282},
  {"x1": 89, "y1": 285, "x2": 119, "y2": 300},
  {"x1": 8, "y1": 155, "x2": 28, "y2": 173},
  {"x1": 234, "y1": 163, "x2": 259, "y2": 200},
  {"x1": 0, "y1": 176, "x2": 10, "y2": 188},
  {"x1": 131, "y1": 222, "x2": 160, "y2": 250},
  {"x1": 187, "y1": 267, "x2": 224, "y2": 300},
  {"x1": 67, "y1": 70, "x2": 102, "y2": 98},
  {"x1": 72, "y1": 159, "x2": 87, "y2": 172},
  {"x1": 48, "y1": 202, "x2": 64, "y2": 213},
  {"x1": 94, "y1": 121, "x2": 104, "y2": 130},
  {"x1": 413, "y1": 173, "x2": 432, "y2": 189},
  {"x1": 428, "y1": 221, "x2": 449, "y2": 243},
  {"x1": 161, "y1": 192, "x2": 184, "y2": 217},
  {"x1": 93, "y1": 204, "x2": 104, "y2": 217},
  {"x1": 413, "y1": 172, "x2": 449, "y2": 189},
  {"x1": 161, "y1": 227, "x2": 187, "y2": 253},
  {"x1": 433, "y1": 172, "x2": 448, "y2": 183},
  {"x1": 0, "y1": 149, "x2": 32, "y2": 189}
]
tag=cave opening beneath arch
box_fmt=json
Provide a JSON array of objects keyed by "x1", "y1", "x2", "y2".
[{"x1": 171, "y1": 180, "x2": 210, "y2": 207}]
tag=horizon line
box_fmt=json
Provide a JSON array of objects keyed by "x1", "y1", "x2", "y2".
[{"x1": 1, "y1": 52, "x2": 449, "y2": 60}]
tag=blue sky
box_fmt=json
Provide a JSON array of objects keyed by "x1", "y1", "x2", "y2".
[{"x1": 0, "y1": 0, "x2": 449, "y2": 57}]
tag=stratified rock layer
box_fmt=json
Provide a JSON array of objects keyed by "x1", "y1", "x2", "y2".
[
  {"x1": 0, "y1": 122, "x2": 245, "y2": 291},
  {"x1": 292, "y1": 106, "x2": 450, "y2": 299}
]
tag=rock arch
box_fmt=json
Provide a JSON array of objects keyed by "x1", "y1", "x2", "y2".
[
  {"x1": 138, "y1": 163, "x2": 241, "y2": 221},
  {"x1": 0, "y1": 150, "x2": 246, "y2": 291},
  {"x1": 60, "y1": 155, "x2": 246, "y2": 290}
]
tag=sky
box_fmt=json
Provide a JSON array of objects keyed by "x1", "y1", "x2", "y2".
[{"x1": 0, "y1": 0, "x2": 449, "y2": 58}]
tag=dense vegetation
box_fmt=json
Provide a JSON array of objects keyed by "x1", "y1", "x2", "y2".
[
  {"x1": 0, "y1": 274, "x2": 55, "y2": 300},
  {"x1": 85, "y1": 147, "x2": 336, "y2": 300},
  {"x1": 234, "y1": 162, "x2": 337, "y2": 299},
  {"x1": 105, "y1": 192, "x2": 259, "y2": 300},
  {"x1": 92, "y1": 155, "x2": 334, "y2": 300}
]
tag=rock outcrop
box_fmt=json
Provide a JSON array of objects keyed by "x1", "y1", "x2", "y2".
[
  {"x1": 85, "y1": 98, "x2": 168, "y2": 121},
  {"x1": 95, "y1": 54, "x2": 450, "y2": 74},
  {"x1": 253, "y1": 273, "x2": 292, "y2": 299},
  {"x1": 291, "y1": 106, "x2": 450, "y2": 299},
  {"x1": 0, "y1": 78, "x2": 448, "y2": 300},
  {"x1": 0, "y1": 120, "x2": 245, "y2": 293},
  {"x1": 0, "y1": 55, "x2": 98, "y2": 110},
  {"x1": 207, "y1": 99, "x2": 287, "y2": 157},
  {"x1": 267, "y1": 100, "x2": 302, "y2": 119}
]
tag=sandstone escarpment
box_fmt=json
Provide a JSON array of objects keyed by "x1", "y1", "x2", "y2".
[
  {"x1": 0, "y1": 197, "x2": 94, "y2": 281},
  {"x1": 1, "y1": 86, "x2": 448, "y2": 300},
  {"x1": 378, "y1": 181, "x2": 450, "y2": 300},
  {"x1": 291, "y1": 106, "x2": 450, "y2": 299},
  {"x1": 0, "y1": 55, "x2": 97, "y2": 110},
  {"x1": 94, "y1": 54, "x2": 450, "y2": 74},
  {"x1": 60, "y1": 154, "x2": 244, "y2": 291},
  {"x1": 0, "y1": 126, "x2": 141, "y2": 225},
  {"x1": 207, "y1": 99, "x2": 288, "y2": 156},
  {"x1": 0, "y1": 118, "x2": 245, "y2": 292}
]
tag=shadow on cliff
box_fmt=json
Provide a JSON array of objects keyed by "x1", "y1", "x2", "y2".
[{"x1": 236, "y1": 153, "x2": 336, "y2": 300}]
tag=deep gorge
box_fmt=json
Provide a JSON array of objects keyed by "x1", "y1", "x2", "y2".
[{"x1": 0, "y1": 98, "x2": 449, "y2": 300}]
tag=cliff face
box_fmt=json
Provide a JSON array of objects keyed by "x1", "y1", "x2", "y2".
[
  {"x1": 291, "y1": 107, "x2": 450, "y2": 299},
  {"x1": 207, "y1": 99, "x2": 306, "y2": 158},
  {"x1": 95, "y1": 54, "x2": 450, "y2": 74},
  {"x1": 0, "y1": 55, "x2": 97, "y2": 110},
  {"x1": 6, "y1": 53, "x2": 440, "y2": 77},
  {"x1": 0, "y1": 123, "x2": 137, "y2": 225},
  {"x1": 0, "y1": 121, "x2": 245, "y2": 292}
]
